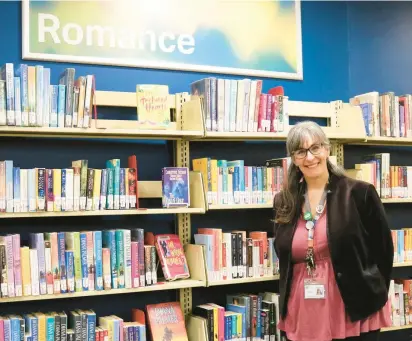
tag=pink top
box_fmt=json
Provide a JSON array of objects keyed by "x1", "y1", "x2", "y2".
[{"x1": 277, "y1": 207, "x2": 392, "y2": 341}]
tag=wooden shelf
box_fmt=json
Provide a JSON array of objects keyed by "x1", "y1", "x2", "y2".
[
  {"x1": 0, "y1": 207, "x2": 206, "y2": 219},
  {"x1": 381, "y1": 198, "x2": 412, "y2": 204},
  {"x1": 344, "y1": 136, "x2": 412, "y2": 147},
  {"x1": 208, "y1": 203, "x2": 273, "y2": 210},
  {"x1": 0, "y1": 279, "x2": 205, "y2": 303},
  {"x1": 393, "y1": 261, "x2": 412, "y2": 267},
  {"x1": 0, "y1": 126, "x2": 204, "y2": 140},
  {"x1": 382, "y1": 324, "x2": 412, "y2": 332},
  {"x1": 208, "y1": 275, "x2": 279, "y2": 286}
]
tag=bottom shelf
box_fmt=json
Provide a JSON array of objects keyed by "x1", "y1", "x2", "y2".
[
  {"x1": 208, "y1": 275, "x2": 279, "y2": 286},
  {"x1": 381, "y1": 324, "x2": 412, "y2": 332},
  {"x1": 0, "y1": 279, "x2": 205, "y2": 303}
]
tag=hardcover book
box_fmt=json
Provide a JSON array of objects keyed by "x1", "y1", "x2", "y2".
[
  {"x1": 147, "y1": 302, "x2": 188, "y2": 341},
  {"x1": 154, "y1": 234, "x2": 190, "y2": 281}
]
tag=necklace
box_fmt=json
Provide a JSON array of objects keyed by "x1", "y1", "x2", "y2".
[{"x1": 303, "y1": 189, "x2": 327, "y2": 277}]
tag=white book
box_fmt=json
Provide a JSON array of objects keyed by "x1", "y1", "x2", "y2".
[
  {"x1": 20, "y1": 169, "x2": 28, "y2": 212},
  {"x1": 235, "y1": 80, "x2": 245, "y2": 132},
  {"x1": 65, "y1": 168, "x2": 74, "y2": 211},
  {"x1": 35, "y1": 65, "x2": 43, "y2": 127},
  {"x1": 14, "y1": 77, "x2": 22, "y2": 127},
  {"x1": 224, "y1": 79, "x2": 231, "y2": 132},
  {"x1": 123, "y1": 229, "x2": 132, "y2": 289},
  {"x1": 248, "y1": 80, "x2": 257, "y2": 132},
  {"x1": 223, "y1": 233, "x2": 232, "y2": 280},
  {"x1": 217, "y1": 78, "x2": 225, "y2": 132},
  {"x1": 242, "y1": 79, "x2": 251, "y2": 132},
  {"x1": 73, "y1": 168, "x2": 80, "y2": 211},
  {"x1": 44, "y1": 245, "x2": 53, "y2": 295},
  {"x1": 43, "y1": 68, "x2": 50, "y2": 127},
  {"x1": 30, "y1": 249, "x2": 40, "y2": 296}
]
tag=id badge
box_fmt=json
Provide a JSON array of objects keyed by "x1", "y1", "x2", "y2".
[{"x1": 304, "y1": 278, "x2": 326, "y2": 299}]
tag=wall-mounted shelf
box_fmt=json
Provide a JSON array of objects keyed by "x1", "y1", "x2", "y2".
[
  {"x1": 0, "y1": 171, "x2": 207, "y2": 218},
  {"x1": 0, "y1": 244, "x2": 207, "y2": 303},
  {"x1": 208, "y1": 275, "x2": 279, "y2": 287}
]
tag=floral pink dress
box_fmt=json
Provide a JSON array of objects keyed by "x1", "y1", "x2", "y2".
[{"x1": 277, "y1": 207, "x2": 392, "y2": 341}]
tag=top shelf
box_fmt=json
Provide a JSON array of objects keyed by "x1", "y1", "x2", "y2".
[{"x1": 0, "y1": 89, "x2": 410, "y2": 146}]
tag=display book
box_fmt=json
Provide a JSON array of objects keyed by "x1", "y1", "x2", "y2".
[
  {"x1": 0, "y1": 229, "x2": 189, "y2": 299},
  {"x1": 0, "y1": 302, "x2": 191, "y2": 341},
  {"x1": 0, "y1": 63, "x2": 95, "y2": 129}
]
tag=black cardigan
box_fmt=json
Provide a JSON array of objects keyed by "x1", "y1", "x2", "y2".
[{"x1": 273, "y1": 173, "x2": 394, "y2": 322}]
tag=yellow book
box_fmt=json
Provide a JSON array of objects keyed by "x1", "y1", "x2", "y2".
[
  {"x1": 35, "y1": 312, "x2": 46, "y2": 341},
  {"x1": 192, "y1": 158, "x2": 211, "y2": 204},
  {"x1": 27, "y1": 66, "x2": 36, "y2": 126},
  {"x1": 53, "y1": 169, "x2": 62, "y2": 211},
  {"x1": 136, "y1": 84, "x2": 170, "y2": 128},
  {"x1": 20, "y1": 246, "x2": 31, "y2": 296},
  {"x1": 234, "y1": 312, "x2": 242, "y2": 339},
  {"x1": 210, "y1": 159, "x2": 218, "y2": 204},
  {"x1": 93, "y1": 169, "x2": 102, "y2": 211}
]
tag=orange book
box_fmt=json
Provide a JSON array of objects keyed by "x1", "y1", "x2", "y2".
[
  {"x1": 147, "y1": 302, "x2": 188, "y2": 341},
  {"x1": 128, "y1": 155, "x2": 139, "y2": 209}
]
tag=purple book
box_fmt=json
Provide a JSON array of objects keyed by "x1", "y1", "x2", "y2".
[{"x1": 162, "y1": 167, "x2": 190, "y2": 208}]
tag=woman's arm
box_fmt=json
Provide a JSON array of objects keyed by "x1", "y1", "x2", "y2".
[{"x1": 363, "y1": 183, "x2": 394, "y2": 289}]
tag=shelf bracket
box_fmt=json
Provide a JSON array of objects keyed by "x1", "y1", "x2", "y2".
[
  {"x1": 175, "y1": 94, "x2": 194, "y2": 316},
  {"x1": 331, "y1": 142, "x2": 344, "y2": 167}
]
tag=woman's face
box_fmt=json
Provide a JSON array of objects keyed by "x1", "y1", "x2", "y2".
[{"x1": 293, "y1": 136, "x2": 330, "y2": 180}]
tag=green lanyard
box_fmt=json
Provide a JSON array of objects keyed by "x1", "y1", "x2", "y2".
[{"x1": 303, "y1": 190, "x2": 327, "y2": 276}]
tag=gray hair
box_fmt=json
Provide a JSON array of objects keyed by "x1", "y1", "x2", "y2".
[{"x1": 274, "y1": 120, "x2": 345, "y2": 225}]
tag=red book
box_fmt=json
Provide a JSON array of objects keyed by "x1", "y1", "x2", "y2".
[
  {"x1": 128, "y1": 155, "x2": 139, "y2": 209},
  {"x1": 146, "y1": 302, "x2": 188, "y2": 341},
  {"x1": 155, "y1": 234, "x2": 190, "y2": 281}
]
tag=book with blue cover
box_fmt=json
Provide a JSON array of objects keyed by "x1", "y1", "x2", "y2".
[{"x1": 162, "y1": 167, "x2": 190, "y2": 208}]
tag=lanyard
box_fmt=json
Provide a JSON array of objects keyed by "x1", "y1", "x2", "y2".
[{"x1": 303, "y1": 189, "x2": 327, "y2": 276}]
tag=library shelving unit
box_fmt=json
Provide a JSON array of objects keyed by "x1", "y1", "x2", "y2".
[{"x1": 3, "y1": 87, "x2": 412, "y2": 336}]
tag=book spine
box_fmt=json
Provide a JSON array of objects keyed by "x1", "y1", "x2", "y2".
[
  {"x1": 58, "y1": 232, "x2": 67, "y2": 294},
  {"x1": 127, "y1": 168, "x2": 136, "y2": 209},
  {"x1": 61, "y1": 169, "x2": 67, "y2": 211},
  {"x1": 14, "y1": 76, "x2": 21, "y2": 126},
  {"x1": 2, "y1": 63, "x2": 15, "y2": 126},
  {"x1": 86, "y1": 168, "x2": 94, "y2": 211},
  {"x1": 80, "y1": 161, "x2": 88, "y2": 210},
  {"x1": 73, "y1": 167, "x2": 80, "y2": 211},
  {"x1": 37, "y1": 168, "x2": 46, "y2": 211},
  {"x1": 120, "y1": 168, "x2": 126, "y2": 209},
  {"x1": 94, "y1": 231, "x2": 103, "y2": 291},
  {"x1": 100, "y1": 169, "x2": 107, "y2": 210},
  {"x1": 43, "y1": 68, "x2": 50, "y2": 127},
  {"x1": 93, "y1": 169, "x2": 101, "y2": 211},
  {"x1": 20, "y1": 246, "x2": 31, "y2": 296},
  {"x1": 79, "y1": 232, "x2": 88, "y2": 291},
  {"x1": 46, "y1": 169, "x2": 53, "y2": 212},
  {"x1": 12, "y1": 234, "x2": 22, "y2": 297},
  {"x1": 115, "y1": 230, "x2": 125, "y2": 288},
  {"x1": 44, "y1": 241, "x2": 53, "y2": 295},
  {"x1": 5, "y1": 235, "x2": 14, "y2": 297},
  {"x1": 131, "y1": 242, "x2": 139, "y2": 288},
  {"x1": 35, "y1": 65, "x2": 43, "y2": 127},
  {"x1": 102, "y1": 248, "x2": 111, "y2": 290},
  {"x1": 65, "y1": 250, "x2": 74, "y2": 293},
  {"x1": 65, "y1": 168, "x2": 74, "y2": 211},
  {"x1": 49, "y1": 85, "x2": 58, "y2": 128},
  {"x1": 57, "y1": 84, "x2": 65, "y2": 128},
  {"x1": 0, "y1": 161, "x2": 5, "y2": 212},
  {"x1": 86, "y1": 231, "x2": 95, "y2": 291},
  {"x1": 73, "y1": 232, "x2": 82, "y2": 292},
  {"x1": 13, "y1": 167, "x2": 20, "y2": 213},
  {"x1": 123, "y1": 230, "x2": 132, "y2": 289},
  {"x1": 30, "y1": 249, "x2": 39, "y2": 296},
  {"x1": 5, "y1": 160, "x2": 13, "y2": 213},
  {"x1": 18, "y1": 64, "x2": 29, "y2": 126},
  {"x1": 0, "y1": 243, "x2": 7, "y2": 297},
  {"x1": 53, "y1": 169, "x2": 62, "y2": 211}
]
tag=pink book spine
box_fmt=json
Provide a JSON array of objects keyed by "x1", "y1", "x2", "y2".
[
  {"x1": 0, "y1": 318, "x2": 3, "y2": 341},
  {"x1": 258, "y1": 94, "x2": 267, "y2": 132},
  {"x1": 86, "y1": 231, "x2": 95, "y2": 291},
  {"x1": 253, "y1": 80, "x2": 262, "y2": 132},
  {"x1": 50, "y1": 232, "x2": 61, "y2": 294},
  {"x1": 102, "y1": 248, "x2": 111, "y2": 290},
  {"x1": 5, "y1": 235, "x2": 15, "y2": 297},
  {"x1": 12, "y1": 234, "x2": 22, "y2": 297},
  {"x1": 131, "y1": 242, "x2": 139, "y2": 288}
]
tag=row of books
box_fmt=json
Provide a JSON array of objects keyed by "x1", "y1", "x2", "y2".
[
  {"x1": 0, "y1": 302, "x2": 189, "y2": 341},
  {"x1": 389, "y1": 279, "x2": 412, "y2": 328},
  {"x1": 193, "y1": 229, "x2": 278, "y2": 282},
  {"x1": 192, "y1": 157, "x2": 291, "y2": 206},
  {"x1": 0, "y1": 63, "x2": 94, "y2": 128},
  {"x1": 392, "y1": 229, "x2": 412, "y2": 264},
  {"x1": 190, "y1": 291, "x2": 280, "y2": 341},
  {"x1": 190, "y1": 78, "x2": 288, "y2": 134},
  {"x1": 0, "y1": 230, "x2": 189, "y2": 298},
  {"x1": 345, "y1": 152, "x2": 412, "y2": 199},
  {"x1": 0, "y1": 156, "x2": 138, "y2": 214},
  {"x1": 0, "y1": 310, "x2": 147, "y2": 341}
]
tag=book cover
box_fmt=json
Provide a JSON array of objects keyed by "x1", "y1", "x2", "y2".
[
  {"x1": 154, "y1": 234, "x2": 190, "y2": 281},
  {"x1": 136, "y1": 84, "x2": 170, "y2": 128},
  {"x1": 161, "y1": 167, "x2": 190, "y2": 208},
  {"x1": 146, "y1": 302, "x2": 188, "y2": 341}
]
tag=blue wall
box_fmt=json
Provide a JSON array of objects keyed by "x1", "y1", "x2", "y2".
[
  {"x1": 1, "y1": 1, "x2": 349, "y2": 102},
  {"x1": 347, "y1": 1, "x2": 412, "y2": 97}
]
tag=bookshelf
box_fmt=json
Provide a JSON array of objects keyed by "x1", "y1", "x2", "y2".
[{"x1": 1, "y1": 85, "x2": 410, "y2": 338}]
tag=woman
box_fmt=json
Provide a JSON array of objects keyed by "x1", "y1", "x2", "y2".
[{"x1": 273, "y1": 121, "x2": 393, "y2": 341}]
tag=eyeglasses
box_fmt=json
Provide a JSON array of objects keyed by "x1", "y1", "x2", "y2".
[{"x1": 292, "y1": 143, "x2": 324, "y2": 159}]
